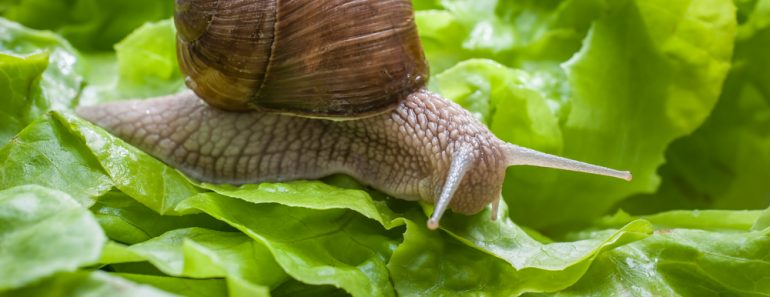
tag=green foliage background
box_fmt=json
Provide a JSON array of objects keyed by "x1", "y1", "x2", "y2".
[{"x1": 1, "y1": 0, "x2": 769, "y2": 296}]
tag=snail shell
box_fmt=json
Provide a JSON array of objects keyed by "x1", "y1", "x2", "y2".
[{"x1": 175, "y1": 0, "x2": 428, "y2": 117}]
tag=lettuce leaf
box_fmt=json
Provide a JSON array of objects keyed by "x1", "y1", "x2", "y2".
[
  {"x1": 177, "y1": 193, "x2": 403, "y2": 297},
  {"x1": 101, "y1": 228, "x2": 280, "y2": 296},
  {"x1": 0, "y1": 114, "x2": 112, "y2": 204},
  {"x1": 510, "y1": 0, "x2": 736, "y2": 229},
  {"x1": 91, "y1": 191, "x2": 231, "y2": 244},
  {"x1": 80, "y1": 19, "x2": 185, "y2": 104},
  {"x1": 391, "y1": 206, "x2": 651, "y2": 295},
  {"x1": 619, "y1": 0, "x2": 770, "y2": 214},
  {"x1": 0, "y1": 185, "x2": 105, "y2": 290},
  {"x1": 0, "y1": 271, "x2": 181, "y2": 297},
  {"x1": 0, "y1": 18, "x2": 83, "y2": 145},
  {"x1": 0, "y1": 52, "x2": 51, "y2": 146},
  {"x1": 2, "y1": 0, "x2": 173, "y2": 52},
  {"x1": 1, "y1": 1, "x2": 769, "y2": 296},
  {"x1": 555, "y1": 208, "x2": 770, "y2": 296},
  {"x1": 559, "y1": 228, "x2": 770, "y2": 296},
  {"x1": 113, "y1": 273, "x2": 227, "y2": 297}
]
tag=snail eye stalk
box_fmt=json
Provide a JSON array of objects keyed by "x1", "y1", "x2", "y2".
[
  {"x1": 428, "y1": 145, "x2": 474, "y2": 230},
  {"x1": 504, "y1": 144, "x2": 632, "y2": 181}
]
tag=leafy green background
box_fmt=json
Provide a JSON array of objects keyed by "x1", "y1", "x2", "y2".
[{"x1": 1, "y1": 0, "x2": 768, "y2": 296}]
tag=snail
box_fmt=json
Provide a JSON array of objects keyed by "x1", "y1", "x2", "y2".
[{"x1": 76, "y1": 0, "x2": 631, "y2": 230}]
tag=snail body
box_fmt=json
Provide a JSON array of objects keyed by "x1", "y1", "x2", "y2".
[
  {"x1": 76, "y1": 0, "x2": 631, "y2": 229},
  {"x1": 77, "y1": 90, "x2": 509, "y2": 219}
]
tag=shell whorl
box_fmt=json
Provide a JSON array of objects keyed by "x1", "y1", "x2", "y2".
[
  {"x1": 175, "y1": 0, "x2": 428, "y2": 117},
  {"x1": 176, "y1": 0, "x2": 277, "y2": 110}
]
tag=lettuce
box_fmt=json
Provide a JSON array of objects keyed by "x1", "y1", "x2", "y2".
[
  {"x1": 0, "y1": 185, "x2": 105, "y2": 290},
  {"x1": 1, "y1": 1, "x2": 768, "y2": 296},
  {"x1": 619, "y1": 0, "x2": 770, "y2": 214},
  {"x1": 554, "y1": 209, "x2": 770, "y2": 296},
  {"x1": 0, "y1": 18, "x2": 83, "y2": 145},
  {"x1": 2, "y1": 0, "x2": 173, "y2": 52},
  {"x1": 80, "y1": 19, "x2": 185, "y2": 104},
  {"x1": 101, "y1": 228, "x2": 280, "y2": 296},
  {"x1": 0, "y1": 271, "x2": 182, "y2": 297}
]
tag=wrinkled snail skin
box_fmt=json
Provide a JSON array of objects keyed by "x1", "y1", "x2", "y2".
[
  {"x1": 76, "y1": 0, "x2": 633, "y2": 229},
  {"x1": 76, "y1": 89, "x2": 632, "y2": 229},
  {"x1": 75, "y1": 89, "x2": 509, "y2": 218}
]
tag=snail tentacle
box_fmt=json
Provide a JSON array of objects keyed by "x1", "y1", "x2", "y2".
[
  {"x1": 504, "y1": 144, "x2": 632, "y2": 181},
  {"x1": 427, "y1": 145, "x2": 474, "y2": 230}
]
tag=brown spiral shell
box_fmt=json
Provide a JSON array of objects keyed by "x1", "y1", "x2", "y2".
[{"x1": 175, "y1": 0, "x2": 428, "y2": 118}]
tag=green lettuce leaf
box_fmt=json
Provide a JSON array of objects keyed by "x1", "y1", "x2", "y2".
[
  {"x1": 508, "y1": 0, "x2": 735, "y2": 230},
  {"x1": 81, "y1": 19, "x2": 184, "y2": 104},
  {"x1": 2, "y1": 0, "x2": 173, "y2": 51},
  {"x1": 0, "y1": 18, "x2": 83, "y2": 145},
  {"x1": 415, "y1": 0, "x2": 607, "y2": 73},
  {"x1": 388, "y1": 217, "x2": 522, "y2": 296},
  {"x1": 595, "y1": 209, "x2": 763, "y2": 232},
  {"x1": 0, "y1": 185, "x2": 106, "y2": 290},
  {"x1": 101, "y1": 228, "x2": 280, "y2": 296},
  {"x1": 200, "y1": 182, "x2": 405, "y2": 229},
  {"x1": 556, "y1": 208, "x2": 770, "y2": 296},
  {"x1": 271, "y1": 279, "x2": 349, "y2": 297},
  {"x1": 434, "y1": 59, "x2": 563, "y2": 153},
  {"x1": 560, "y1": 229, "x2": 770, "y2": 296},
  {"x1": 0, "y1": 114, "x2": 112, "y2": 204},
  {"x1": 0, "y1": 52, "x2": 51, "y2": 146},
  {"x1": 755, "y1": 207, "x2": 770, "y2": 230},
  {"x1": 391, "y1": 206, "x2": 651, "y2": 296},
  {"x1": 619, "y1": 0, "x2": 770, "y2": 214},
  {"x1": 115, "y1": 273, "x2": 227, "y2": 297},
  {"x1": 91, "y1": 191, "x2": 231, "y2": 244},
  {"x1": 177, "y1": 192, "x2": 403, "y2": 297},
  {"x1": 412, "y1": 0, "x2": 443, "y2": 11},
  {"x1": 201, "y1": 182, "x2": 652, "y2": 295},
  {"x1": 127, "y1": 228, "x2": 282, "y2": 287},
  {"x1": 0, "y1": 271, "x2": 181, "y2": 297}
]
